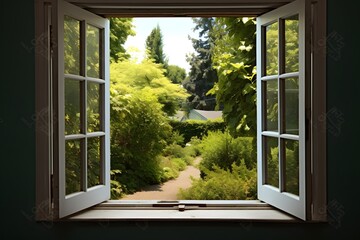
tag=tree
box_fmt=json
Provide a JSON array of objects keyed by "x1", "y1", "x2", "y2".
[
  {"x1": 145, "y1": 25, "x2": 167, "y2": 67},
  {"x1": 183, "y1": 18, "x2": 218, "y2": 110},
  {"x1": 110, "y1": 59, "x2": 189, "y2": 116},
  {"x1": 210, "y1": 17, "x2": 257, "y2": 138},
  {"x1": 167, "y1": 65, "x2": 187, "y2": 84},
  {"x1": 110, "y1": 18, "x2": 135, "y2": 62},
  {"x1": 110, "y1": 59, "x2": 189, "y2": 193}
]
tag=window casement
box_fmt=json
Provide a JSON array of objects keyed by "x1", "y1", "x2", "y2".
[{"x1": 35, "y1": 0, "x2": 326, "y2": 221}]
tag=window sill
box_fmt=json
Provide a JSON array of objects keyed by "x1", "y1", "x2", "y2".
[{"x1": 67, "y1": 200, "x2": 298, "y2": 222}]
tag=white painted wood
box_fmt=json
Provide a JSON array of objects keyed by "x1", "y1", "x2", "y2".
[
  {"x1": 69, "y1": 208, "x2": 296, "y2": 221},
  {"x1": 33, "y1": 0, "x2": 325, "y2": 221},
  {"x1": 257, "y1": 0, "x2": 309, "y2": 220},
  {"x1": 68, "y1": 199, "x2": 297, "y2": 221},
  {"x1": 64, "y1": 73, "x2": 86, "y2": 81},
  {"x1": 280, "y1": 134, "x2": 299, "y2": 141},
  {"x1": 57, "y1": 0, "x2": 110, "y2": 218},
  {"x1": 279, "y1": 72, "x2": 299, "y2": 79}
]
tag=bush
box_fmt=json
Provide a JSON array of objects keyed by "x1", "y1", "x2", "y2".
[
  {"x1": 167, "y1": 130, "x2": 185, "y2": 145},
  {"x1": 200, "y1": 131, "x2": 255, "y2": 173},
  {"x1": 110, "y1": 170, "x2": 123, "y2": 199},
  {"x1": 163, "y1": 143, "x2": 186, "y2": 159},
  {"x1": 184, "y1": 136, "x2": 203, "y2": 157},
  {"x1": 169, "y1": 119, "x2": 226, "y2": 144},
  {"x1": 110, "y1": 89, "x2": 172, "y2": 194},
  {"x1": 163, "y1": 142, "x2": 195, "y2": 166},
  {"x1": 178, "y1": 161, "x2": 257, "y2": 200},
  {"x1": 159, "y1": 157, "x2": 188, "y2": 182}
]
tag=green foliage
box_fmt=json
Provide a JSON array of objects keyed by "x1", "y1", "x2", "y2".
[
  {"x1": 110, "y1": 86, "x2": 172, "y2": 193},
  {"x1": 185, "y1": 136, "x2": 203, "y2": 157},
  {"x1": 111, "y1": 59, "x2": 188, "y2": 116},
  {"x1": 163, "y1": 143, "x2": 186, "y2": 158},
  {"x1": 110, "y1": 18, "x2": 135, "y2": 62},
  {"x1": 183, "y1": 18, "x2": 218, "y2": 110},
  {"x1": 266, "y1": 140, "x2": 299, "y2": 195},
  {"x1": 178, "y1": 161, "x2": 257, "y2": 200},
  {"x1": 145, "y1": 25, "x2": 167, "y2": 67},
  {"x1": 169, "y1": 119, "x2": 226, "y2": 144},
  {"x1": 210, "y1": 17, "x2": 257, "y2": 138},
  {"x1": 163, "y1": 142, "x2": 194, "y2": 166},
  {"x1": 160, "y1": 157, "x2": 187, "y2": 182},
  {"x1": 110, "y1": 170, "x2": 123, "y2": 199},
  {"x1": 167, "y1": 65, "x2": 187, "y2": 84},
  {"x1": 200, "y1": 131, "x2": 255, "y2": 172},
  {"x1": 166, "y1": 131, "x2": 185, "y2": 146}
]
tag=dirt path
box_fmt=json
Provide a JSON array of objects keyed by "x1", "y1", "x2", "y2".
[{"x1": 121, "y1": 157, "x2": 201, "y2": 200}]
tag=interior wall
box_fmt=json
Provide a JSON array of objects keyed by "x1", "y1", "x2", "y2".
[{"x1": 1, "y1": 0, "x2": 359, "y2": 239}]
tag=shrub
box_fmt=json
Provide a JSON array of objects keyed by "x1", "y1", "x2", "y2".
[
  {"x1": 169, "y1": 119, "x2": 226, "y2": 144},
  {"x1": 110, "y1": 170, "x2": 123, "y2": 199},
  {"x1": 110, "y1": 89, "x2": 172, "y2": 194},
  {"x1": 200, "y1": 130, "x2": 255, "y2": 173},
  {"x1": 159, "y1": 157, "x2": 188, "y2": 182},
  {"x1": 167, "y1": 130, "x2": 185, "y2": 145},
  {"x1": 163, "y1": 143, "x2": 186, "y2": 158},
  {"x1": 184, "y1": 136, "x2": 203, "y2": 157},
  {"x1": 178, "y1": 161, "x2": 257, "y2": 200}
]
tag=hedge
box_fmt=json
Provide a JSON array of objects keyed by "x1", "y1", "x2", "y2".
[{"x1": 169, "y1": 119, "x2": 226, "y2": 144}]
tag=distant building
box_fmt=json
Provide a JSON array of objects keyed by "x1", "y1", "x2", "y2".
[{"x1": 172, "y1": 109, "x2": 222, "y2": 122}]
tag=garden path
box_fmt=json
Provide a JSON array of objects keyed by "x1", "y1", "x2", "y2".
[{"x1": 121, "y1": 157, "x2": 202, "y2": 200}]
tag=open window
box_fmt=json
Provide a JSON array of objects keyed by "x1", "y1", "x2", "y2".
[
  {"x1": 256, "y1": 0, "x2": 309, "y2": 220},
  {"x1": 35, "y1": 0, "x2": 326, "y2": 221},
  {"x1": 56, "y1": 0, "x2": 111, "y2": 218}
]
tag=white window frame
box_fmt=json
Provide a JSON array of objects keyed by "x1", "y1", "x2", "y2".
[
  {"x1": 35, "y1": 0, "x2": 327, "y2": 222},
  {"x1": 256, "y1": 0, "x2": 308, "y2": 220},
  {"x1": 57, "y1": 0, "x2": 111, "y2": 218}
]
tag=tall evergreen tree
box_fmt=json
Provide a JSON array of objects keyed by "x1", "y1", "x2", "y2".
[
  {"x1": 183, "y1": 18, "x2": 218, "y2": 110},
  {"x1": 145, "y1": 25, "x2": 167, "y2": 67}
]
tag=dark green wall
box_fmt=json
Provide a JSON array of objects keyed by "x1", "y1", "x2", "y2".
[{"x1": 1, "y1": 1, "x2": 359, "y2": 239}]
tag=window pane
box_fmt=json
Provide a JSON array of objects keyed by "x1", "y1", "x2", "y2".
[
  {"x1": 87, "y1": 137, "x2": 102, "y2": 188},
  {"x1": 266, "y1": 22, "x2": 279, "y2": 76},
  {"x1": 87, "y1": 82, "x2": 101, "y2": 132},
  {"x1": 284, "y1": 139, "x2": 299, "y2": 195},
  {"x1": 64, "y1": 16, "x2": 80, "y2": 75},
  {"x1": 284, "y1": 77, "x2": 299, "y2": 135},
  {"x1": 66, "y1": 139, "x2": 82, "y2": 195},
  {"x1": 264, "y1": 137, "x2": 279, "y2": 188},
  {"x1": 65, "y1": 79, "x2": 81, "y2": 135},
  {"x1": 87, "y1": 25, "x2": 101, "y2": 78},
  {"x1": 285, "y1": 15, "x2": 299, "y2": 73},
  {"x1": 265, "y1": 80, "x2": 278, "y2": 131}
]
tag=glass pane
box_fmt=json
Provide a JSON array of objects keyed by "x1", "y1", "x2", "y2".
[
  {"x1": 64, "y1": 16, "x2": 80, "y2": 75},
  {"x1": 87, "y1": 137, "x2": 102, "y2": 188},
  {"x1": 284, "y1": 140, "x2": 299, "y2": 195},
  {"x1": 87, "y1": 25, "x2": 101, "y2": 78},
  {"x1": 87, "y1": 82, "x2": 101, "y2": 132},
  {"x1": 65, "y1": 79, "x2": 81, "y2": 135},
  {"x1": 265, "y1": 80, "x2": 278, "y2": 131},
  {"x1": 284, "y1": 78, "x2": 299, "y2": 135},
  {"x1": 266, "y1": 22, "x2": 279, "y2": 76},
  {"x1": 285, "y1": 15, "x2": 299, "y2": 73},
  {"x1": 264, "y1": 137, "x2": 279, "y2": 188},
  {"x1": 66, "y1": 139, "x2": 82, "y2": 195}
]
